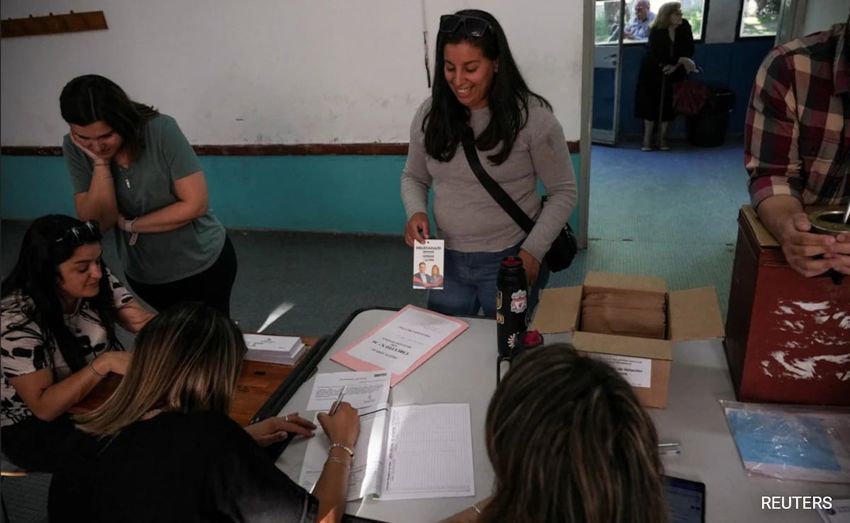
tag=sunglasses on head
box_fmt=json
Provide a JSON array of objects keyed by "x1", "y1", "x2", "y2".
[
  {"x1": 439, "y1": 14, "x2": 491, "y2": 38},
  {"x1": 56, "y1": 220, "x2": 101, "y2": 246}
]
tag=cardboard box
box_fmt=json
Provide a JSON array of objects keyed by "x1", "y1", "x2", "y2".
[
  {"x1": 531, "y1": 272, "x2": 724, "y2": 408},
  {"x1": 725, "y1": 206, "x2": 850, "y2": 406}
]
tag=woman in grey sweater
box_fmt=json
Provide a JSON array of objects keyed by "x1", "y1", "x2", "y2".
[{"x1": 401, "y1": 9, "x2": 577, "y2": 317}]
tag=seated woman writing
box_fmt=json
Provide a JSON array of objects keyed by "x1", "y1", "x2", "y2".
[
  {"x1": 49, "y1": 302, "x2": 361, "y2": 523},
  {"x1": 444, "y1": 344, "x2": 667, "y2": 523},
  {"x1": 1, "y1": 215, "x2": 154, "y2": 471}
]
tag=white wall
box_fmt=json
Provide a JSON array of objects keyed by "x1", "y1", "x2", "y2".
[
  {"x1": 800, "y1": 0, "x2": 848, "y2": 35},
  {"x1": 0, "y1": 0, "x2": 584, "y2": 146}
]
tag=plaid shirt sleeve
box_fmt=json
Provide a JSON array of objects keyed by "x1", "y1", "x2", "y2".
[{"x1": 745, "y1": 50, "x2": 804, "y2": 208}]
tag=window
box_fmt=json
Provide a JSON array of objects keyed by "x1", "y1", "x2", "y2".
[
  {"x1": 678, "y1": 0, "x2": 707, "y2": 40},
  {"x1": 595, "y1": 1, "x2": 625, "y2": 45},
  {"x1": 739, "y1": 0, "x2": 781, "y2": 38},
  {"x1": 594, "y1": 1, "x2": 708, "y2": 45}
]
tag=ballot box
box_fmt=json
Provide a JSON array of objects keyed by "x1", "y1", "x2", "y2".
[{"x1": 724, "y1": 206, "x2": 850, "y2": 406}]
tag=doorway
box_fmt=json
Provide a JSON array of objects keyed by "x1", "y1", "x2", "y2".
[{"x1": 591, "y1": 0, "x2": 627, "y2": 145}]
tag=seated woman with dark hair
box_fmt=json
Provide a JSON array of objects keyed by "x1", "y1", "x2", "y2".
[
  {"x1": 49, "y1": 302, "x2": 361, "y2": 523},
  {"x1": 1, "y1": 214, "x2": 154, "y2": 472},
  {"x1": 444, "y1": 344, "x2": 667, "y2": 523}
]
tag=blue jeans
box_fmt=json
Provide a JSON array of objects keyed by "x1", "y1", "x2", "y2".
[{"x1": 427, "y1": 244, "x2": 550, "y2": 318}]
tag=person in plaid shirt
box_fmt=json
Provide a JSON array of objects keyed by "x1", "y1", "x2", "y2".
[{"x1": 745, "y1": 17, "x2": 849, "y2": 277}]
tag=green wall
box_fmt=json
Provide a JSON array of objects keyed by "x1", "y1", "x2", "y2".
[{"x1": 1, "y1": 154, "x2": 582, "y2": 234}]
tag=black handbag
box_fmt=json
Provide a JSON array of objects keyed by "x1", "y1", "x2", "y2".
[{"x1": 460, "y1": 127, "x2": 577, "y2": 272}]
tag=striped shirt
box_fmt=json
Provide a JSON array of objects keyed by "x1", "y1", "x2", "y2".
[{"x1": 745, "y1": 23, "x2": 849, "y2": 207}]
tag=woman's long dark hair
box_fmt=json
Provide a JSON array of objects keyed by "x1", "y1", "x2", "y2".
[
  {"x1": 1, "y1": 215, "x2": 121, "y2": 374},
  {"x1": 59, "y1": 74, "x2": 159, "y2": 161},
  {"x1": 481, "y1": 344, "x2": 667, "y2": 523},
  {"x1": 424, "y1": 9, "x2": 551, "y2": 165}
]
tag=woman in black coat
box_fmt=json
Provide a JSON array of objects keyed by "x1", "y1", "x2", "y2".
[{"x1": 634, "y1": 2, "x2": 696, "y2": 151}]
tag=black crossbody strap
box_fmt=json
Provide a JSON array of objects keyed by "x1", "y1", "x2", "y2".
[{"x1": 460, "y1": 126, "x2": 535, "y2": 234}]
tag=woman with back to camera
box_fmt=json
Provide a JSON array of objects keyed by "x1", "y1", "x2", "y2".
[
  {"x1": 59, "y1": 75, "x2": 237, "y2": 314},
  {"x1": 48, "y1": 302, "x2": 360, "y2": 523},
  {"x1": 401, "y1": 9, "x2": 577, "y2": 318},
  {"x1": 1, "y1": 215, "x2": 154, "y2": 471},
  {"x1": 443, "y1": 344, "x2": 667, "y2": 523},
  {"x1": 634, "y1": 1, "x2": 696, "y2": 151}
]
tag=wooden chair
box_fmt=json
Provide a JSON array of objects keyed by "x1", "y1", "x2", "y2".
[{"x1": 1, "y1": 452, "x2": 33, "y2": 523}]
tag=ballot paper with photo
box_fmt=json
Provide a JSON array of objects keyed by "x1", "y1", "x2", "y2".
[
  {"x1": 298, "y1": 403, "x2": 474, "y2": 501},
  {"x1": 412, "y1": 239, "x2": 445, "y2": 290},
  {"x1": 330, "y1": 305, "x2": 468, "y2": 386},
  {"x1": 306, "y1": 371, "x2": 390, "y2": 412},
  {"x1": 243, "y1": 334, "x2": 305, "y2": 365}
]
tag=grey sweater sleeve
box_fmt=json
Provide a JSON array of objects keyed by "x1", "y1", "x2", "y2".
[
  {"x1": 400, "y1": 101, "x2": 432, "y2": 219},
  {"x1": 519, "y1": 109, "x2": 578, "y2": 261}
]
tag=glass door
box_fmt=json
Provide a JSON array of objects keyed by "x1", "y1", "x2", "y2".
[{"x1": 592, "y1": 0, "x2": 626, "y2": 144}]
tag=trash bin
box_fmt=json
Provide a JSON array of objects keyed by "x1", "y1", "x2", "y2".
[{"x1": 686, "y1": 87, "x2": 736, "y2": 147}]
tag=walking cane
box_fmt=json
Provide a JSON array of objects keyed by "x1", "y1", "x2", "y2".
[{"x1": 656, "y1": 67, "x2": 666, "y2": 147}]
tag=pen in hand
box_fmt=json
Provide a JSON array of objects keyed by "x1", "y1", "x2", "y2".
[{"x1": 329, "y1": 386, "x2": 346, "y2": 415}]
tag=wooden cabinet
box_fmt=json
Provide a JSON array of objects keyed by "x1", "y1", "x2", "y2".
[{"x1": 725, "y1": 206, "x2": 850, "y2": 405}]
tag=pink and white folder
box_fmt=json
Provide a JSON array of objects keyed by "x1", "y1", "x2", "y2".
[{"x1": 331, "y1": 305, "x2": 469, "y2": 387}]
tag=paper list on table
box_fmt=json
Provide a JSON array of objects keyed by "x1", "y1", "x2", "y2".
[{"x1": 380, "y1": 403, "x2": 474, "y2": 500}]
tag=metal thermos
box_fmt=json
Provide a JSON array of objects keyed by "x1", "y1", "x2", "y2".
[{"x1": 496, "y1": 256, "x2": 528, "y2": 359}]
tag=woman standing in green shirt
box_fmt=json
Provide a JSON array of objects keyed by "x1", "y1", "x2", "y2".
[{"x1": 59, "y1": 75, "x2": 237, "y2": 315}]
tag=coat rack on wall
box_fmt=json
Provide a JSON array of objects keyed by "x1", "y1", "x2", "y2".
[{"x1": 1, "y1": 11, "x2": 107, "y2": 38}]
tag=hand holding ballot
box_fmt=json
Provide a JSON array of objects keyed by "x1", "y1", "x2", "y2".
[{"x1": 412, "y1": 240, "x2": 445, "y2": 290}]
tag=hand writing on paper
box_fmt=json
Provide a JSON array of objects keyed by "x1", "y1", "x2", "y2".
[
  {"x1": 244, "y1": 412, "x2": 316, "y2": 447},
  {"x1": 405, "y1": 212, "x2": 430, "y2": 246},
  {"x1": 317, "y1": 402, "x2": 360, "y2": 448}
]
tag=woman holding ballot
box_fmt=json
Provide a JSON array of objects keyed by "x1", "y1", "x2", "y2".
[
  {"x1": 49, "y1": 303, "x2": 360, "y2": 523},
  {"x1": 59, "y1": 75, "x2": 237, "y2": 314},
  {"x1": 401, "y1": 9, "x2": 577, "y2": 318},
  {"x1": 444, "y1": 344, "x2": 667, "y2": 523},
  {"x1": 1, "y1": 215, "x2": 153, "y2": 471}
]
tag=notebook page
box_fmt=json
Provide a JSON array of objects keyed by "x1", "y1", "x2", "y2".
[{"x1": 379, "y1": 403, "x2": 474, "y2": 500}]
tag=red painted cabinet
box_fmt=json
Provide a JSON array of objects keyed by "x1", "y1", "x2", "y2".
[{"x1": 725, "y1": 206, "x2": 850, "y2": 405}]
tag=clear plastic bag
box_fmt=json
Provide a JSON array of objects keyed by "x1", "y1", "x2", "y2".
[{"x1": 721, "y1": 400, "x2": 850, "y2": 483}]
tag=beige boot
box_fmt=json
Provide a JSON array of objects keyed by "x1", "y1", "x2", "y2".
[
  {"x1": 642, "y1": 120, "x2": 654, "y2": 151},
  {"x1": 658, "y1": 122, "x2": 670, "y2": 150}
]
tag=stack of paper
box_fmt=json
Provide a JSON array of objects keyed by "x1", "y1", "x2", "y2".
[{"x1": 243, "y1": 334, "x2": 305, "y2": 365}]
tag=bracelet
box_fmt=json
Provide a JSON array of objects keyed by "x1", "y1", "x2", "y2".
[
  {"x1": 126, "y1": 218, "x2": 136, "y2": 234},
  {"x1": 472, "y1": 503, "x2": 482, "y2": 514},
  {"x1": 88, "y1": 357, "x2": 106, "y2": 378},
  {"x1": 94, "y1": 161, "x2": 110, "y2": 167},
  {"x1": 326, "y1": 456, "x2": 351, "y2": 467},
  {"x1": 329, "y1": 442, "x2": 355, "y2": 460}
]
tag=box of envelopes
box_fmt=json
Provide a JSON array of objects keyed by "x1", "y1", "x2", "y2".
[{"x1": 531, "y1": 272, "x2": 725, "y2": 408}]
